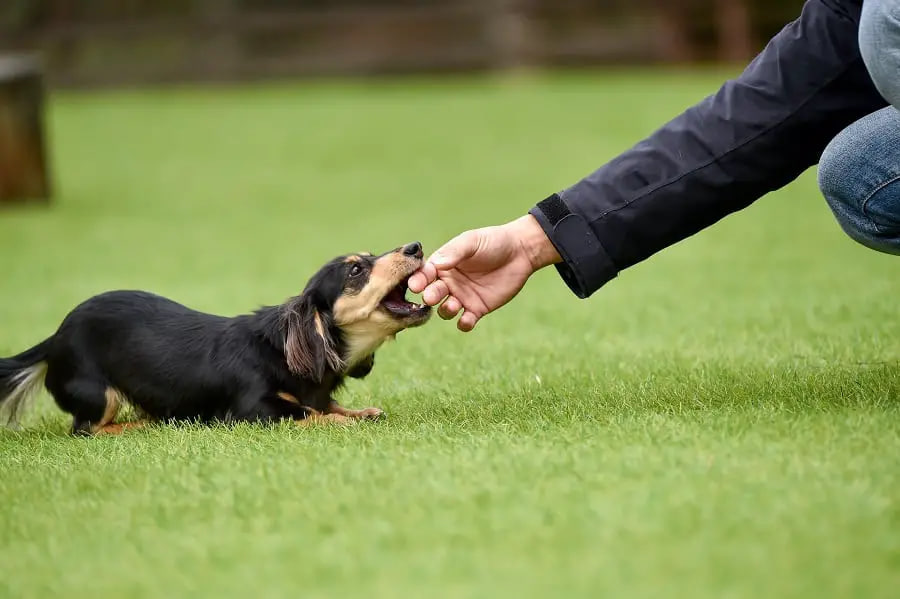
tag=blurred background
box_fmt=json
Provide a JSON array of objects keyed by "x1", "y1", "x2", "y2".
[
  {"x1": 0, "y1": 0, "x2": 806, "y2": 209},
  {"x1": 2, "y1": 0, "x2": 803, "y2": 89},
  {"x1": 5, "y1": 6, "x2": 900, "y2": 596}
]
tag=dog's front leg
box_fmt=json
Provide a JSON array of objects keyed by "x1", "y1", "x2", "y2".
[
  {"x1": 325, "y1": 400, "x2": 384, "y2": 421},
  {"x1": 278, "y1": 397, "x2": 354, "y2": 426},
  {"x1": 277, "y1": 391, "x2": 382, "y2": 424},
  {"x1": 295, "y1": 412, "x2": 356, "y2": 426},
  {"x1": 96, "y1": 420, "x2": 149, "y2": 435}
]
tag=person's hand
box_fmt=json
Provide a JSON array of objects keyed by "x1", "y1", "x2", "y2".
[{"x1": 408, "y1": 215, "x2": 561, "y2": 331}]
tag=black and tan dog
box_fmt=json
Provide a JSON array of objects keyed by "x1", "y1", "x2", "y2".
[{"x1": 0, "y1": 242, "x2": 431, "y2": 435}]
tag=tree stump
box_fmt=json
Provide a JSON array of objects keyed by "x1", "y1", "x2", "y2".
[{"x1": 0, "y1": 55, "x2": 51, "y2": 205}]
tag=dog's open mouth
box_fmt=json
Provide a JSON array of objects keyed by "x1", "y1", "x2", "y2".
[{"x1": 379, "y1": 277, "x2": 430, "y2": 319}]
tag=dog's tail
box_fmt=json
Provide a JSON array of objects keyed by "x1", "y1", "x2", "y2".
[{"x1": 0, "y1": 338, "x2": 52, "y2": 429}]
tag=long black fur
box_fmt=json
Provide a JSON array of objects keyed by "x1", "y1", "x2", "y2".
[
  {"x1": 0, "y1": 340, "x2": 51, "y2": 396},
  {"x1": 0, "y1": 251, "x2": 406, "y2": 435}
]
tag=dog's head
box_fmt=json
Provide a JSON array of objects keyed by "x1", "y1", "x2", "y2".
[{"x1": 282, "y1": 241, "x2": 432, "y2": 382}]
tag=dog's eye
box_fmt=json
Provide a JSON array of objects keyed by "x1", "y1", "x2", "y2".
[{"x1": 349, "y1": 264, "x2": 363, "y2": 277}]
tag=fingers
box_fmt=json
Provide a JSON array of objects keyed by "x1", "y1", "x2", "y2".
[
  {"x1": 429, "y1": 230, "x2": 479, "y2": 270},
  {"x1": 407, "y1": 261, "x2": 437, "y2": 294},
  {"x1": 438, "y1": 296, "x2": 462, "y2": 320},
  {"x1": 436, "y1": 296, "x2": 480, "y2": 331},
  {"x1": 458, "y1": 311, "x2": 479, "y2": 332},
  {"x1": 423, "y1": 280, "x2": 450, "y2": 306},
  {"x1": 409, "y1": 229, "x2": 483, "y2": 331},
  {"x1": 410, "y1": 231, "x2": 477, "y2": 295}
]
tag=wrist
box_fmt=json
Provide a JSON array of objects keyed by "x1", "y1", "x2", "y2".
[{"x1": 508, "y1": 214, "x2": 561, "y2": 272}]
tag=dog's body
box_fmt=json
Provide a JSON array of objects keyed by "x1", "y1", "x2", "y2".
[{"x1": 0, "y1": 242, "x2": 431, "y2": 435}]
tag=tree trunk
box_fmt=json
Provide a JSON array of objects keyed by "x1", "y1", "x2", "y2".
[{"x1": 0, "y1": 55, "x2": 51, "y2": 204}]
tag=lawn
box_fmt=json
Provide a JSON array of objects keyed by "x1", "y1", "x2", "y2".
[{"x1": 0, "y1": 70, "x2": 897, "y2": 599}]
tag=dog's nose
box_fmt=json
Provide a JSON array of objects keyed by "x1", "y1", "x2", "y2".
[{"x1": 402, "y1": 241, "x2": 423, "y2": 259}]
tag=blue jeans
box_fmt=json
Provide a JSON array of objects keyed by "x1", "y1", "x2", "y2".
[{"x1": 818, "y1": 0, "x2": 900, "y2": 255}]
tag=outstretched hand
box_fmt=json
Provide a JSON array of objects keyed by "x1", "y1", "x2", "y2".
[{"x1": 408, "y1": 215, "x2": 561, "y2": 331}]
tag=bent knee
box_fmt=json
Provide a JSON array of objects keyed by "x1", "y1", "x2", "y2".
[
  {"x1": 859, "y1": 0, "x2": 900, "y2": 107},
  {"x1": 819, "y1": 109, "x2": 900, "y2": 254},
  {"x1": 821, "y1": 182, "x2": 900, "y2": 255}
]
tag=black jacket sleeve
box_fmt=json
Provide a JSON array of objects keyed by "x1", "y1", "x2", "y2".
[{"x1": 529, "y1": 0, "x2": 887, "y2": 299}]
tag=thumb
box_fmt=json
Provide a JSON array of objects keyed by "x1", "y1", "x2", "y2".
[{"x1": 429, "y1": 230, "x2": 479, "y2": 270}]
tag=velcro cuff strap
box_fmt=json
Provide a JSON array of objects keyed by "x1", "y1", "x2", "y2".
[{"x1": 530, "y1": 194, "x2": 617, "y2": 298}]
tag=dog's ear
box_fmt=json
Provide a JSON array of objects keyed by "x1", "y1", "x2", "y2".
[
  {"x1": 346, "y1": 353, "x2": 375, "y2": 379},
  {"x1": 283, "y1": 294, "x2": 342, "y2": 382}
]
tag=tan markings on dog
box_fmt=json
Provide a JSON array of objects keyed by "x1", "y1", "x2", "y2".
[
  {"x1": 284, "y1": 315, "x2": 313, "y2": 378},
  {"x1": 278, "y1": 393, "x2": 329, "y2": 420},
  {"x1": 326, "y1": 400, "x2": 384, "y2": 420},
  {"x1": 91, "y1": 387, "x2": 125, "y2": 433},
  {"x1": 277, "y1": 391, "x2": 300, "y2": 404},
  {"x1": 313, "y1": 311, "x2": 326, "y2": 338},
  {"x1": 340, "y1": 311, "x2": 400, "y2": 368},
  {"x1": 97, "y1": 421, "x2": 147, "y2": 435},
  {"x1": 295, "y1": 413, "x2": 354, "y2": 426},
  {"x1": 333, "y1": 253, "x2": 409, "y2": 325},
  {"x1": 343, "y1": 255, "x2": 362, "y2": 263},
  {"x1": 284, "y1": 306, "x2": 342, "y2": 378},
  {"x1": 314, "y1": 310, "x2": 343, "y2": 372},
  {"x1": 332, "y1": 251, "x2": 425, "y2": 368}
]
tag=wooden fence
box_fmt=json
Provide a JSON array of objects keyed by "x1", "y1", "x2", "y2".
[{"x1": 0, "y1": 0, "x2": 804, "y2": 88}]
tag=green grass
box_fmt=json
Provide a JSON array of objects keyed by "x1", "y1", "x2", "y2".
[{"x1": 1, "y1": 70, "x2": 898, "y2": 599}]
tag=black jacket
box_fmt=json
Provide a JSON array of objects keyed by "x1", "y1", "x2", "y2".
[{"x1": 530, "y1": 0, "x2": 887, "y2": 299}]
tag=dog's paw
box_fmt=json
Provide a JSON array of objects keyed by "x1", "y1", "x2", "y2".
[{"x1": 357, "y1": 407, "x2": 386, "y2": 421}]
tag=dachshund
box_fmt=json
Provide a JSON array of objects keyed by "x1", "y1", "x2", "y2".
[{"x1": 0, "y1": 241, "x2": 431, "y2": 435}]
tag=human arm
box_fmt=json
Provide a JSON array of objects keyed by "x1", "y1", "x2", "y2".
[
  {"x1": 408, "y1": 214, "x2": 560, "y2": 332},
  {"x1": 411, "y1": 0, "x2": 888, "y2": 329},
  {"x1": 531, "y1": 0, "x2": 887, "y2": 298}
]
